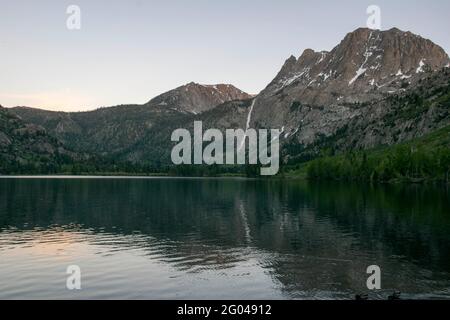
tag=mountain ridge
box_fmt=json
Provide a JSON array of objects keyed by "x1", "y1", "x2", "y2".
[
  {"x1": 9, "y1": 82, "x2": 252, "y2": 155},
  {"x1": 263, "y1": 27, "x2": 450, "y2": 104},
  {"x1": 5, "y1": 27, "x2": 450, "y2": 171},
  {"x1": 247, "y1": 27, "x2": 450, "y2": 140},
  {"x1": 145, "y1": 82, "x2": 253, "y2": 114}
]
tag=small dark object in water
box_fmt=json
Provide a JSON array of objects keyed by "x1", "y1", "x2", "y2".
[
  {"x1": 388, "y1": 291, "x2": 401, "y2": 300},
  {"x1": 355, "y1": 294, "x2": 369, "y2": 300}
]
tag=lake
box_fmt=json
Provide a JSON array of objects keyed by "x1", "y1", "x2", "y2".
[{"x1": 1, "y1": 177, "x2": 450, "y2": 299}]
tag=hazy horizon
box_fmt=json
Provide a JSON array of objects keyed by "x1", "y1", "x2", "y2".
[{"x1": 1, "y1": 0, "x2": 450, "y2": 112}]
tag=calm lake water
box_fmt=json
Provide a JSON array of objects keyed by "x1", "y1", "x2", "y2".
[{"x1": 0, "y1": 177, "x2": 450, "y2": 300}]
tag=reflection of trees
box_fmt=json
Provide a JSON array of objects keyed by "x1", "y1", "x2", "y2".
[
  {"x1": 248, "y1": 181, "x2": 450, "y2": 297},
  {"x1": 1, "y1": 178, "x2": 450, "y2": 297}
]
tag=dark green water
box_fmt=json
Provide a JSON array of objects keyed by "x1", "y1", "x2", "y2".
[{"x1": 1, "y1": 177, "x2": 450, "y2": 299}]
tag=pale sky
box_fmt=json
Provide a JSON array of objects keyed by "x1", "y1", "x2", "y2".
[{"x1": 1, "y1": 0, "x2": 449, "y2": 111}]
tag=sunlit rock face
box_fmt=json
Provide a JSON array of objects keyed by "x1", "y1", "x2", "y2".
[
  {"x1": 240, "y1": 28, "x2": 450, "y2": 162},
  {"x1": 146, "y1": 82, "x2": 254, "y2": 114},
  {"x1": 262, "y1": 27, "x2": 450, "y2": 106}
]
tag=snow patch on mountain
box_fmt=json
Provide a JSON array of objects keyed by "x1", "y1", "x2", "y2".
[
  {"x1": 280, "y1": 69, "x2": 309, "y2": 88},
  {"x1": 416, "y1": 59, "x2": 426, "y2": 73},
  {"x1": 349, "y1": 32, "x2": 374, "y2": 85}
]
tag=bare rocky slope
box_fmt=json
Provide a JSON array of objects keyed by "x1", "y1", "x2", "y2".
[
  {"x1": 248, "y1": 28, "x2": 450, "y2": 138},
  {"x1": 146, "y1": 82, "x2": 253, "y2": 114}
]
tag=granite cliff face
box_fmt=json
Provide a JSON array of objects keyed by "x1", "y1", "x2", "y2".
[
  {"x1": 248, "y1": 28, "x2": 450, "y2": 131},
  {"x1": 263, "y1": 28, "x2": 449, "y2": 105}
]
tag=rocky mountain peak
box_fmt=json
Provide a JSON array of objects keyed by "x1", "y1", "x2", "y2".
[
  {"x1": 146, "y1": 82, "x2": 253, "y2": 114},
  {"x1": 264, "y1": 27, "x2": 450, "y2": 105}
]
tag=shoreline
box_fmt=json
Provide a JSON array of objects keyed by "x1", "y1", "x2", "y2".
[{"x1": 0, "y1": 174, "x2": 448, "y2": 186}]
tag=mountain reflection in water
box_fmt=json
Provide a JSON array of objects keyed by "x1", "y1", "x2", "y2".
[{"x1": 1, "y1": 177, "x2": 449, "y2": 299}]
